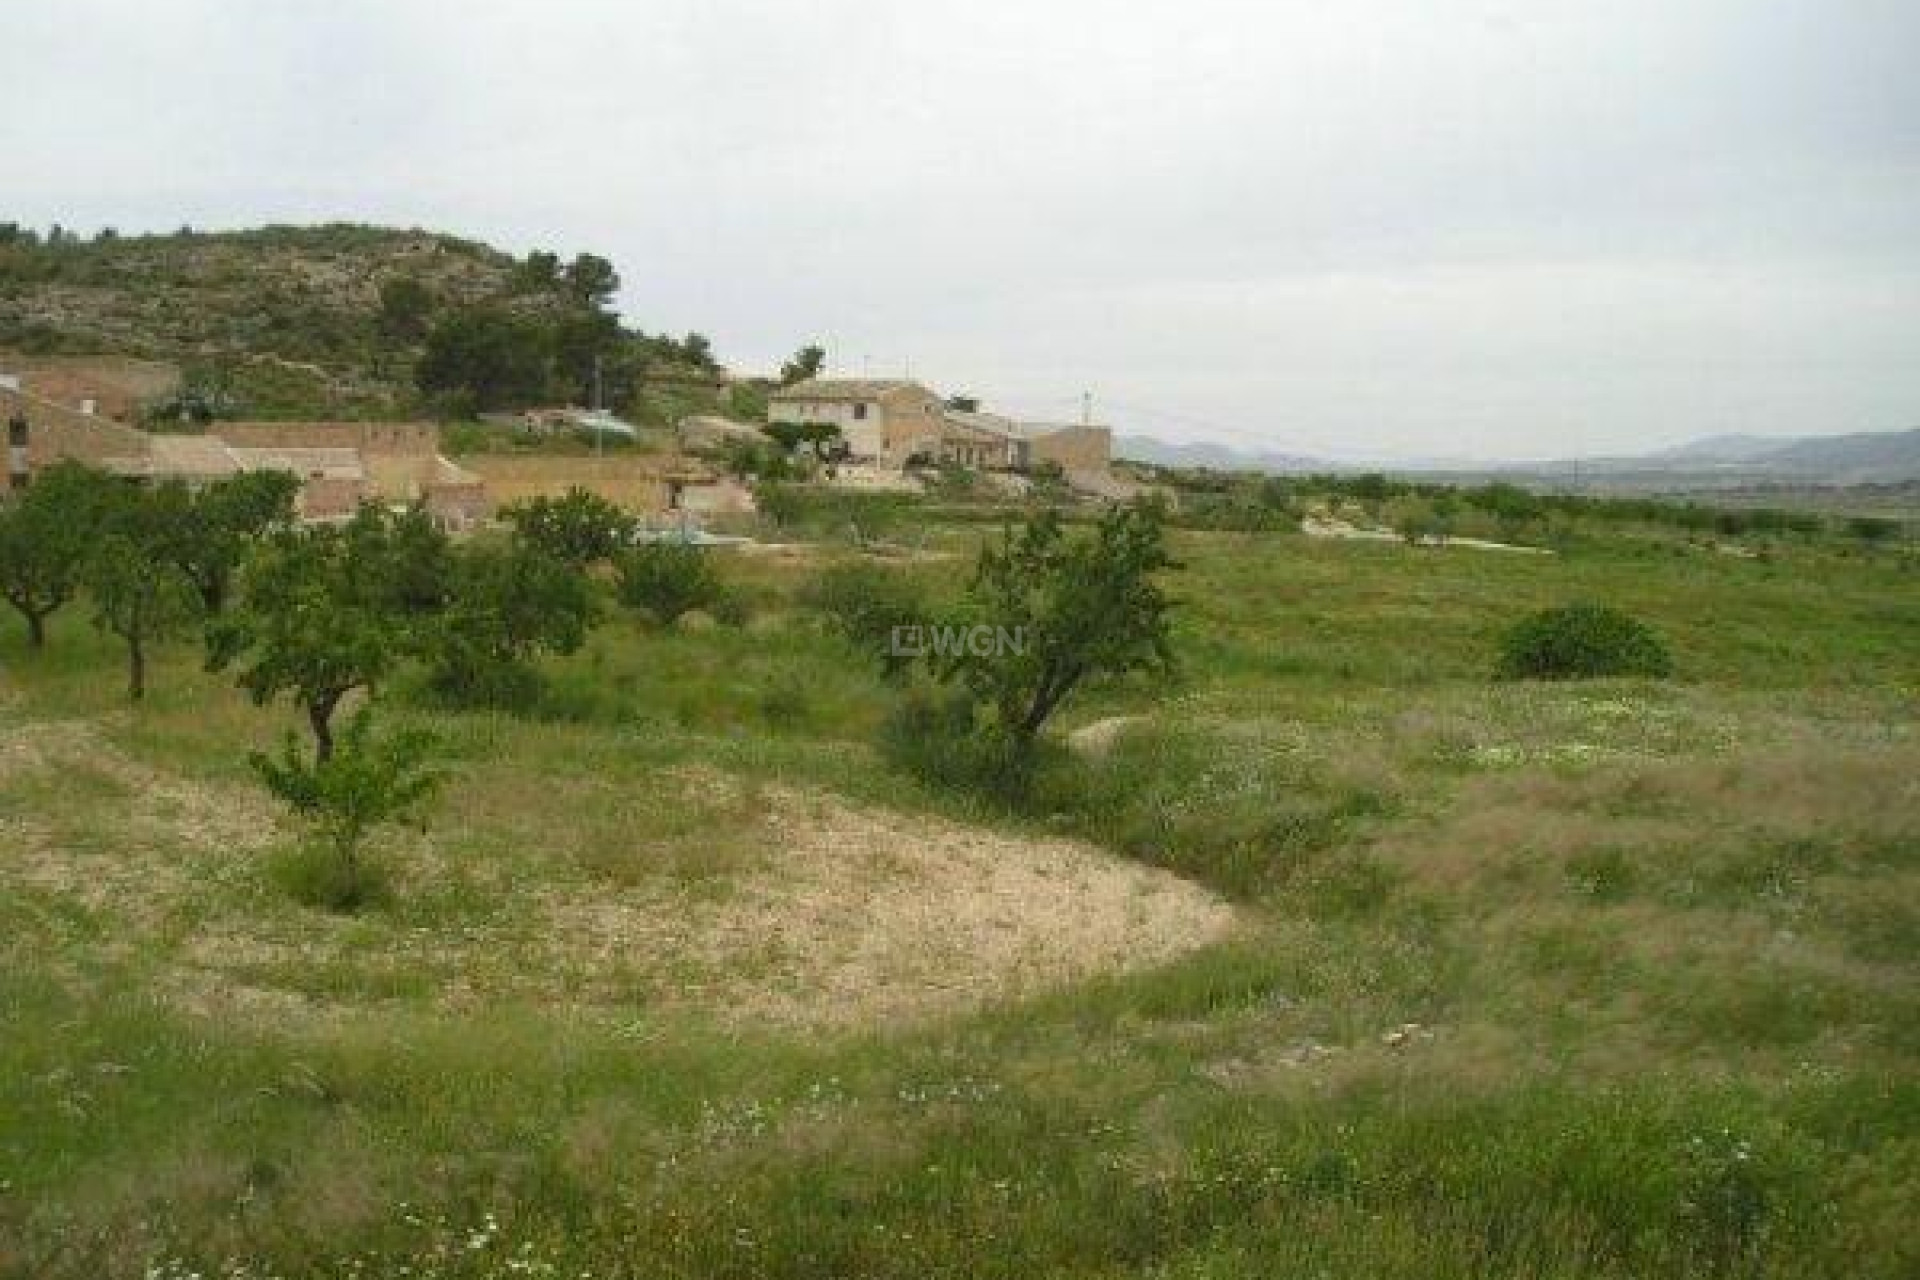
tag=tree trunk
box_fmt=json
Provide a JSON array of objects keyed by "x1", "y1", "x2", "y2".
[
  {"x1": 309, "y1": 694, "x2": 339, "y2": 764},
  {"x1": 338, "y1": 836, "x2": 360, "y2": 909},
  {"x1": 128, "y1": 630, "x2": 146, "y2": 701},
  {"x1": 26, "y1": 610, "x2": 46, "y2": 650}
]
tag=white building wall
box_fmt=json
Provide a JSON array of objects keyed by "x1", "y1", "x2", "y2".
[{"x1": 770, "y1": 398, "x2": 884, "y2": 458}]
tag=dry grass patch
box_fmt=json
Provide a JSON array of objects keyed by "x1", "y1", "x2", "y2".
[
  {"x1": 1, "y1": 716, "x2": 272, "y2": 919},
  {"x1": 540, "y1": 785, "x2": 1240, "y2": 1028},
  {"x1": 1, "y1": 705, "x2": 1238, "y2": 1031}
]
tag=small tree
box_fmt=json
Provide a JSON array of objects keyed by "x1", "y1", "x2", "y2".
[
  {"x1": 779, "y1": 344, "x2": 825, "y2": 386},
  {"x1": 562, "y1": 253, "x2": 621, "y2": 309},
  {"x1": 764, "y1": 420, "x2": 843, "y2": 462},
  {"x1": 253, "y1": 708, "x2": 445, "y2": 911},
  {"x1": 615, "y1": 542, "x2": 725, "y2": 625},
  {"x1": 427, "y1": 543, "x2": 598, "y2": 706},
  {"x1": 502, "y1": 487, "x2": 635, "y2": 568},
  {"x1": 935, "y1": 502, "x2": 1176, "y2": 765},
  {"x1": 87, "y1": 526, "x2": 200, "y2": 701},
  {"x1": 681, "y1": 332, "x2": 716, "y2": 371},
  {"x1": 211, "y1": 506, "x2": 445, "y2": 762},
  {"x1": 802, "y1": 561, "x2": 928, "y2": 681},
  {"x1": 154, "y1": 470, "x2": 300, "y2": 613},
  {"x1": 0, "y1": 462, "x2": 118, "y2": 649}
]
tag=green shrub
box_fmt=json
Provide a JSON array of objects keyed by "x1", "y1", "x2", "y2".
[
  {"x1": 710, "y1": 587, "x2": 752, "y2": 628},
  {"x1": 614, "y1": 542, "x2": 724, "y2": 624},
  {"x1": 422, "y1": 543, "x2": 598, "y2": 710},
  {"x1": 268, "y1": 839, "x2": 392, "y2": 912},
  {"x1": 757, "y1": 674, "x2": 813, "y2": 732},
  {"x1": 878, "y1": 683, "x2": 1049, "y2": 804},
  {"x1": 1497, "y1": 603, "x2": 1674, "y2": 680},
  {"x1": 801, "y1": 561, "x2": 927, "y2": 679},
  {"x1": 1846, "y1": 516, "x2": 1902, "y2": 546},
  {"x1": 251, "y1": 709, "x2": 445, "y2": 913},
  {"x1": 1030, "y1": 722, "x2": 1399, "y2": 899}
]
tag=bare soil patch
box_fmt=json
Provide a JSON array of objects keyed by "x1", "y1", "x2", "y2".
[
  {"x1": 1, "y1": 709, "x2": 1238, "y2": 1031},
  {"x1": 545, "y1": 786, "x2": 1238, "y2": 1028}
]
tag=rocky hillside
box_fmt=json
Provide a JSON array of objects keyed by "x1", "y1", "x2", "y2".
[{"x1": 0, "y1": 223, "x2": 731, "y2": 422}]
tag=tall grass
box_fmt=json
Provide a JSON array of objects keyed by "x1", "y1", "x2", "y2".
[{"x1": 1, "y1": 515, "x2": 1915, "y2": 1278}]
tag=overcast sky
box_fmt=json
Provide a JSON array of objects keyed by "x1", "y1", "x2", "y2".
[{"x1": 7, "y1": 0, "x2": 1917, "y2": 459}]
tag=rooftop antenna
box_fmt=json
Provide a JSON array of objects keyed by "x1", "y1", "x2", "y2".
[{"x1": 1081, "y1": 390, "x2": 1093, "y2": 427}]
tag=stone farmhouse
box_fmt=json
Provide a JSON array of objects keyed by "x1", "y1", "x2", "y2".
[
  {"x1": 766, "y1": 378, "x2": 1113, "y2": 479},
  {"x1": 2, "y1": 379, "x2": 488, "y2": 528}
]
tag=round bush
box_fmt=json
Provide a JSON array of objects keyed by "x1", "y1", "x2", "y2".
[
  {"x1": 615, "y1": 543, "x2": 724, "y2": 625},
  {"x1": 1496, "y1": 603, "x2": 1673, "y2": 680}
]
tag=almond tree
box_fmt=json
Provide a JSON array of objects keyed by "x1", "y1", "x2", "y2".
[
  {"x1": 937, "y1": 501, "x2": 1177, "y2": 762},
  {"x1": 425, "y1": 542, "x2": 598, "y2": 707},
  {"x1": 0, "y1": 462, "x2": 118, "y2": 650},
  {"x1": 210, "y1": 505, "x2": 449, "y2": 762},
  {"x1": 86, "y1": 525, "x2": 199, "y2": 701},
  {"x1": 152, "y1": 470, "x2": 300, "y2": 613},
  {"x1": 252, "y1": 706, "x2": 445, "y2": 911}
]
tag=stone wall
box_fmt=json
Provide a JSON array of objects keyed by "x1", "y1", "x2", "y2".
[{"x1": 1028, "y1": 426, "x2": 1112, "y2": 472}]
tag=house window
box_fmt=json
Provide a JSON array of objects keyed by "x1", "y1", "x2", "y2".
[{"x1": 853, "y1": 403, "x2": 868, "y2": 420}]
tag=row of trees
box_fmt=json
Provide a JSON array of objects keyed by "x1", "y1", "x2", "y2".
[
  {"x1": 1, "y1": 475, "x2": 656, "y2": 908},
  {"x1": 1173, "y1": 470, "x2": 1901, "y2": 546},
  {"x1": 0, "y1": 464, "x2": 300, "y2": 693},
  {"x1": 0, "y1": 471, "x2": 755, "y2": 733},
  {"x1": 5, "y1": 468, "x2": 1181, "y2": 898}
]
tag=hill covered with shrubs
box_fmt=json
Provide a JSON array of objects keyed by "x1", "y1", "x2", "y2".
[{"x1": 0, "y1": 222, "x2": 734, "y2": 422}]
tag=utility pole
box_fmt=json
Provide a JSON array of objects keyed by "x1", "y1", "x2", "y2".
[
  {"x1": 592, "y1": 353, "x2": 604, "y2": 459},
  {"x1": 1080, "y1": 390, "x2": 1092, "y2": 427}
]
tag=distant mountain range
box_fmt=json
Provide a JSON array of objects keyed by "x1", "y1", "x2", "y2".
[
  {"x1": 1113, "y1": 435, "x2": 1328, "y2": 474},
  {"x1": 1118, "y1": 427, "x2": 1920, "y2": 489}
]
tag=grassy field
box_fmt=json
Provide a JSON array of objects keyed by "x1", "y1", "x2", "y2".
[{"x1": 2, "y1": 512, "x2": 1916, "y2": 1278}]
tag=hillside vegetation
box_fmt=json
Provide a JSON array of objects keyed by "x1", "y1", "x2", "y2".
[{"x1": 0, "y1": 223, "x2": 738, "y2": 423}]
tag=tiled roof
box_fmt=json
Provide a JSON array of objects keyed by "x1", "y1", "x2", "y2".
[
  {"x1": 149, "y1": 434, "x2": 241, "y2": 477},
  {"x1": 229, "y1": 446, "x2": 365, "y2": 479},
  {"x1": 941, "y1": 408, "x2": 1031, "y2": 440},
  {"x1": 768, "y1": 378, "x2": 933, "y2": 402}
]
